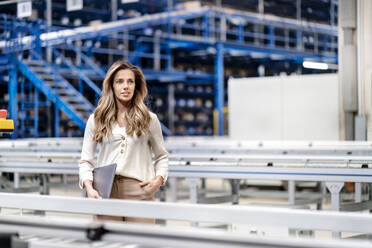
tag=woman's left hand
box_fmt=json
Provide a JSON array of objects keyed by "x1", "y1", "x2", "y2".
[{"x1": 139, "y1": 176, "x2": 163, "y2": 195}]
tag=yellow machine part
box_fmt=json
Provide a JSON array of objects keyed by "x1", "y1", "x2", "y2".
[
  {"x1": 0, "y1": 119, "x2": 14, "y2": 132},
  {"x1": 0, "y1": 109, "x2": 14, "y2": 133}
]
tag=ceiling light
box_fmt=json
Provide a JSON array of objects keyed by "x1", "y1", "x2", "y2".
[{"x1": 302, "y1": 61, "x2": 328, "y2": 70}]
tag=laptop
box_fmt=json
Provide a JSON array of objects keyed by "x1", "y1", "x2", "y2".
[{"x1": 84, "y1": 163, "x2": 117, "y2": 199}]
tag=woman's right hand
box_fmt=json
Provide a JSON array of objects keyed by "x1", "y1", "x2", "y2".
[
  {"x1": 86, "y1": 188, "x2": 102, "y2": 199},
  {"x1": 83, "y1": 179, "x2": 102, "y2": 199}
]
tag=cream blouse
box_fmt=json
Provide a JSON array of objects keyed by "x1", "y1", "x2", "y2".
[{"x1": 79, "y1": 112, "x2": 168, "y2": 188}]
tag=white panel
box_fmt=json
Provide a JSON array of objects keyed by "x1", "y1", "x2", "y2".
[
  {"x1": 67, "y1": 0, "x2": 83, "y2": 12},
  {"x1": 228, "y1": 74, "x2": 339, "y2": 140},
  {"x1": 17, "y1": 1, "x2": 32, "y2": 18},
  {"x1": 282, "y1": 74, "x2": 339, "y2": 140},
  {"x1": 228, "y1": 77, "x2": 282, "y2": 140}
]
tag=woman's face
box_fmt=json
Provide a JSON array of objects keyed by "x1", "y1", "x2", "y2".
[{"x1": 113, "y1": 69, "x2": 136, "y2": 105}]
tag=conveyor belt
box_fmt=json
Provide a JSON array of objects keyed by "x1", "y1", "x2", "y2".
[
  {"x1": 1, "y1": 193, "x2": 372, "y2": 236},
  {"x1": 1, "y1": 151, "x2": 372, "y2": 180},
  {"x1": 3, "y1": 138, "x2": 372, "y2": 154},
  {"x1": 0, "y1": 150, "x2": 371, "y2": 212},
  {"x1": 1, "y1": 138, "x2": 372, "y2": 213},
  {"x1": 3, "y1": 214, "x2": 371, "y2": 248}
]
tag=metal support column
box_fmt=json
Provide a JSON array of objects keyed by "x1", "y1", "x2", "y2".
[
  {"x1": 54, "y1": 105, "x2": 59, "y2": 137},
  {"x1": 75, "y1": 40, "x2": 81, "y2": 66},
  {"x1": 13, "y1": 173, "x2": 19, "y2": 189},
  {"x1": 296, "y1": 0, "x2": 302, "y2": 51},
  {"x1": 34, "y1": 21, "x2": 42, "y2": 59},
  {"x1": 220, "y1": 14, "x2": 226, "y2": 42},
  {"x1": 296, "y1": 0, "x2": 301, "y2": 21},
  {"x1": 370, "y1": 184, "x2": 372, "y2": 213},
  {"x1": 355, "y1": 182, "x2": 362, "y2": 203},
  {"x1": 203, "y1": 12, "x2": 210, "y2": 42},
  {"x1": 296, "y1": 30, "x2": 302, "y2": 51},
  {"x1": 165, "y1": 43, "x2": 171, "y2": 71},
  {"x1": 330, "y1": 0, "x2": 335, "y2": 27},
  {"x1": 9, "y1": 56, "x2": 17, "y2": 139},
  {"x1": 154, "y1": 31, "x2": 161, "y2": 70},
  {"x1": 33, "y1": 88, "x2": 39, "y2": 137},
  {"x1": 339, "y1": 0, "x2": 357, "y2": 140},
  {"x1": 40, "y1": 174, "x2": 50, "y2": 195},
  {"x1": 109, "y1": 0, "x2": 118, "y2": 66},
  {"x1": 46, "y1": 0, "x2": 52, "y2": 62},
  {"x1": 167, "y1": 0, "x2": 173, "y2": 37},
  {"x1": 325, "y1": 182, "x2": 344, "y2": 211},
  {"x1": 258, "y1": 0, "x2": 264, "y2": 15},
  {"x1": 255, "y1": 0, "x2": 264, "y2": 45},
  {"x1": 325, "y1": 182, "x2": 344, "y2": 238},
  {"x1": 169, "y1": 177, "x2": 177, "y2": 202},
  {"x1": 214, "y1": 42, "x2": 224, "y2": 135},
  {"x1": 185, "y1": 178, "x2": 199, "y2": 204},
  {"x1": 268, "y1": 26, "x2": 274, "y2": 47},
  {"x1": 19, "y1": 76, "x2": 25, "y2": 137},
  {"x1": 168, "y1": 84, "x2": 175, "y2": 133},
  {"x1": 355, "y1": 0, "x2": 366, "y2": 140},
  {"x1": 238, "y1": 23, "x2": 244, "y2": 43},
  {"x1": 288, "y1": 180, "x2": 296, "y2": 205},
  {"x1": 314, "y1": 33, "x2": 318, "y2": 53},
  {"x1": 185, "y1": 178, "x2": 199, "y2": 227},
  {"x1": 231, "y1": 179, "x2": 240, "y2": 205},
  {"x1": 123, "y1": 30, "x2": 129, "y2": 61}
]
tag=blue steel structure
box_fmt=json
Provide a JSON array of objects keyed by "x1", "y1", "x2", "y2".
[{"x1": 0, "y1": 1, "x2": 338, "y2": 138}]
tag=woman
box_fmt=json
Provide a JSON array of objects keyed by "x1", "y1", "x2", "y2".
[{"x1": 79, "y1": 61, "x2": 168, "y2": 223}]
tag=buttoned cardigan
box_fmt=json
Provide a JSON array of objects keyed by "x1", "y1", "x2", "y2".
[{"x1": 79, "y1": 112, "x2": 168, "y2": 188}]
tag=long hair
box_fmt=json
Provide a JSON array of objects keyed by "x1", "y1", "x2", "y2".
[{"x1": 93, "y1": 61, "x2": 151, "y2": 143}]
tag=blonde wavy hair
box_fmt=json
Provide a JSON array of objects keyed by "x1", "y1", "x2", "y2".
[{"x1": 93, "y1": 61, "x2": 151, "y2": 143}]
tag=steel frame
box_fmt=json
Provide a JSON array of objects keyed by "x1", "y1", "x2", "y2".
[{"x1": 1, "y1": 5, "x2": 338, "y2": 136}]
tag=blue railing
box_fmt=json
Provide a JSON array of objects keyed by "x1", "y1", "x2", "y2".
[{"x1": 52, "y1": 48, "x2": 101, "y2": 104}]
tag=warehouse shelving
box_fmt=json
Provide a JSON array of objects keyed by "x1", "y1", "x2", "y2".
[{"x1": 0, "y1": 0, "x2": 338, "y2": 138}]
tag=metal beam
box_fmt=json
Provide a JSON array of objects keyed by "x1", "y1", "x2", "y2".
[
  {"x1": 215, "y1": 42, "x2": 224, "y2": 135},
  {"x1": 0, "y1": 8, "x2": 210, "y2": 49},
  {"x1": 2, "y1": 215, "x2": 372, "y2": 248},
  {"x1": 2, "y1": 193, "x2": 372, "y2": 235},
  {"x1": 8, "y1": 56, "x2": 18, "y2": 139}
]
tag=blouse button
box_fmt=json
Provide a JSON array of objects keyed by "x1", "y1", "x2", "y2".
[
  {"x1": 120, "y1": 149, "x2": 124, "y2": 154},
  {"x1": 121, "y1": 136, "x2": 125, "y2": 140},
  {"x1": 121, "y1": 143, "x2": 125, "y2": 147}
]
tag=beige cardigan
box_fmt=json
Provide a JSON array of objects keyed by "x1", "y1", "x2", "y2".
[{"x1": 79, "y1": 112, "x2": 168, "y2": 188}]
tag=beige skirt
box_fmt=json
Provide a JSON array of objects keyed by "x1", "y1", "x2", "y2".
[{"x1": 96, "y1": 175, "x2": 155, "y2": 223}]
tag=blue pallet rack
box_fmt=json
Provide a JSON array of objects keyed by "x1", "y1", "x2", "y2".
[{"x1": 0, "y1": 1, "x2": 338, "y2": 138}]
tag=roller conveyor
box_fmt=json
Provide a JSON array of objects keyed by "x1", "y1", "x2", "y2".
[
  {"x1": 1, "y1": 138, "x2": 372, "y2": 239},
  {"x1": 3, "y1": 137, "x2": 372, "y2": 154},
  {"x1": 166, "y1": 139, "x2": 372, "y2": 156},
  {"x1": 1, "y1": 138, "x2": 372, "y2": 212},
  {"x1": 1, "y1": 148, "x2": 372, "y2": 212},
  {"x1": 1, "y1": 151, "x2": 372, "y2": 180},
  {"x1": 1, "y1": 194, "x2": 372, "y2": 245},
  {"x1": 4, "y1": 215, "x2": 372, "y2": 248}
]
